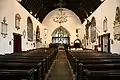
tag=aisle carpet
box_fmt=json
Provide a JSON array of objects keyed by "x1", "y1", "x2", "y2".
[{"x1": 47, "y1": 50, "x2": 73, "y2": 80}]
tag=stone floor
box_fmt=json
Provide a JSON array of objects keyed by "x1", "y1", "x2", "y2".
[{"x1": 47, "y1": 50, "x2": 73, "y2": 80}]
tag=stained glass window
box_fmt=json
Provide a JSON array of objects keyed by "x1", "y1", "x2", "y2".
[
  {"x1": 27, "y1": 17, "x2": 33, "y2": 41},
  {"x1": 52, "y1": 26, "x2": 70, "y2": 44},
  {"x1": 113, "y1": 7, "x2": 120, "y2": 41},
  {"x1": 90, "y1": 17, "x2": 96, "y2": 43}
]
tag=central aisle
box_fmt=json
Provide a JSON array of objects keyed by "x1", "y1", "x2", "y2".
[{"x1": 47, "y1": 50, "x2": 73, "y2": 80}]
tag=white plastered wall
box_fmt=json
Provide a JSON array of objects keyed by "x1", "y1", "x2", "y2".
[
  {"x1": 0, "y1": 0, "x2": 14, "y2": 54},
  {"x1": 82, "y1": 0, "x2": 120, "y2": 54},
  {"x1": 0, "y1": 0, "x2": 46, "y2": 54}
]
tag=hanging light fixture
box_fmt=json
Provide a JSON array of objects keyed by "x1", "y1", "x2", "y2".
[
  {"x1": 52, "y1": 0, "x2": 68, "y2": 43},
  {"x1": 53, "y1": 0, "x2": 68, "y2": 24},
  {"x1": 53, "y1": 8, "x2": 68, "y2": 24}
]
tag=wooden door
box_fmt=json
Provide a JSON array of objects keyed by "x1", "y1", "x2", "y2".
[
  {"x1": 101, "y1": 33, "x2": 110, "y2": 53},
  {"x1": 13, "y1": 33, "x2": 22, "y2": 53}
]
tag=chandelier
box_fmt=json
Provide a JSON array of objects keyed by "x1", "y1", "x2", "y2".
[
  {"x1": 53, "y1": 0, "x2": 68, "y2": 24},
  {"x1": 53, "y1": 8, "x2": 68, "y2": 24}
]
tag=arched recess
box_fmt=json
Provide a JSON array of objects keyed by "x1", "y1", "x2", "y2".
[
  {"x1": 15, "y1": 13, "x2": 21, "y2": 30},
  {"x1": 90, "y1": 17, "x2": 96, "y2": 43},
  {"x1": 74, "y1": 39, "x2": 82, "y2": 48},
  {"x1": 51, "y1": 26, "x2": 70, "y2": 44},
  {"x1": 27, "y1": 17, "x2": 33, "y2": 41}
]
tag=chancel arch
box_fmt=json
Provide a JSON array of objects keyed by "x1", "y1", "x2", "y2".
[
  {"x1": 27, "y1": 17, "x2": 33, "y2": 41},
  {"x1": 51, "y1": 26, "x2": 70, "y2": 44},
  {"x1": 42, "y1": 8, "x2": 82, "y2": 45}
]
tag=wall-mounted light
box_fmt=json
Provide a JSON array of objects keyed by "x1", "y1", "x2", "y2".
[
  {"x1": 100, "y1": 0, "x2": 105, "y2": 3},
  {"x1": 1, "y1": 17, "x2": 8, "y2": 38},
  {"x1": 37, "y1": 18, "x2": 39, "y2": 21},
  {"x1": 90, "y1": 11, "x2": 93, "y2": 14},
  {"x1": 34, "y1": 13, "x2": 37, "y2": 17},
  {"x1": 17, "y1": 0, "x2": 22, "y2": 2},
  {"x1": 30, "y1": 11, "x2": 33, "y2": 14}
]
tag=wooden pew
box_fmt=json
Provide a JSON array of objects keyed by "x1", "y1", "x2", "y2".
[
  {"x1": 66, "y1": 50, "x2": 120, "y2": 80},
  {"x1": 70, "y1": 52, "x2": 118, "y2": 58},
  {"x1": 1, "y1": 48, "x2": 58, "y2": 70},
  {"x1": 80, "y1": 63, "x2": 120, "y2": 71},
  {"x1": 0, "y1": 68, "x2": 36, "y2": 80},
  {"x1": 67, "y1": 51, "x2": 120, "y2": 68},
  {"x1": 0, "y1": 56, "x2": 51, "y2": 74},
  {"x1": 0, "y1": 48, "x2": 58, "y2": 80},
  {"x1": 83, "y1": 69, "x2": 120, "y2": 80},
  {"x1": 0, "y1": 62, "x2": 43, "y2": 80},
  {"x1": 78, "y1": 59, "x2": 120, "y2": 64},
  {"x1": 0, "y1": 54, "x2": 48, "y2": 80},
  {"x1": 75, "y1": 62, "x2": 120, "y2": 80}
]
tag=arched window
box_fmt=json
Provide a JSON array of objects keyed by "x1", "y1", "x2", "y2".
[
  {"x1": 90, "y1": 17, "x2": 96, "y2": 43},
  {"x1": 27, "y1": 17, "x2": 33, "y2": 41},
  {"x1": 15, "y1": 13, "x2": 21, "y2": 30},
  {"x1": 51, "y1": 26, "x2": 70, "y2": 44},
  {"x1": 52, "y1": 26, "x2": 70, "y2": 37},
  {"x1": 36, "y1": 26, "x2": 40, "y2": 42}
]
